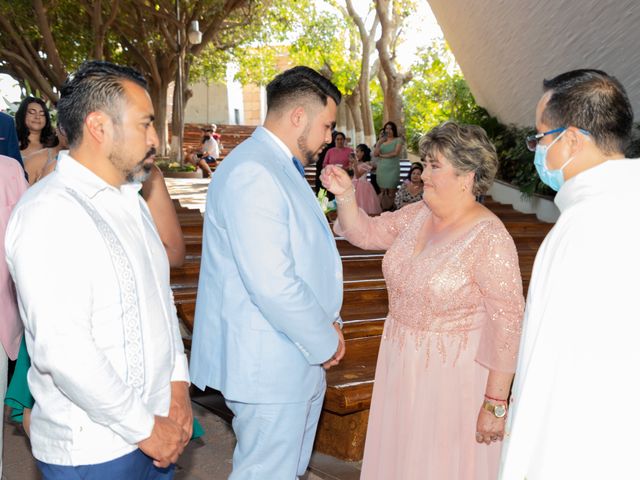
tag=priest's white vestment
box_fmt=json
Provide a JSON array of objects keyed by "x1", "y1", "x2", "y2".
[{"x1": 499, "y1": 159, "x2": 640, "y2": 480}]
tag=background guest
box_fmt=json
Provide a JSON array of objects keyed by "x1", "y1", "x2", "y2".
[
  {"x1": 394, "y1": 162, "x2": 424, "y2": 210},
  {"x1": 323, "y1": 131, "x2": 353, "y2": 169},
  {"x1": 0, "y1": 154, "x2": 28, "y2": 478},
  {"x1": 373, "y1": 121, "x2": 403, "y2": 210},
  {"x1": 15, "y1": 97, "x2": 58, "y2": 160},
  {"x1": 351, "y1": 144, "x2": 381, "y2": 215},
  {"x1": 321, "y1": 121, "x2": 524, "y2": 479},
  {"x1": 0, "y1": 111, "x2": 23, "y2": 167},
  {"x1": 315, "y1": 130, "x2": 337, "y2": 195},
  {"x1": 23, "y1": 126, "x2": 67, "y2": 185},
  {"x1": 209, "y1": 123, "x2": 223, "y2": 151},
  {"x1": 187, "y1": 129, "x2": 216, "y2": 177}
]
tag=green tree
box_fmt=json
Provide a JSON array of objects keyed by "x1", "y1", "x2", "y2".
[
  {"x1": 402, "y1": 39, "x2": 477, "y2": 152},
  {"x1": 0, "y1": 0, "x2": 272, "y2": 155}
]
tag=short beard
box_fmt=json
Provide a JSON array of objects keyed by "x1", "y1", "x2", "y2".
[
  {"x1": 296, "y1": 123, "x2": 317, "y2": 165},
  {"x1": 126, "y1": 161, "x2": 153, "y2": 183},
  {"x1": 109, "y1": 146, "x2": 156, "y2": 184}
]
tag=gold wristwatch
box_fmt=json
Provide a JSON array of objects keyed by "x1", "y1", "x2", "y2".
[{"x1": 482, "y1": 400, "x2": 507, "y2": 418}]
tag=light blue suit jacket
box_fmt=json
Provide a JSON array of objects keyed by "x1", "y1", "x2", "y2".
[{"x1": 189, "y1": 127, "x2": 343, "y2": 404}]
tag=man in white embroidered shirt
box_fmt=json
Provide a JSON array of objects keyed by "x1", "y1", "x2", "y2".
[{"x1": 5, "y1": 61, "x2": 191, "y2": 479}]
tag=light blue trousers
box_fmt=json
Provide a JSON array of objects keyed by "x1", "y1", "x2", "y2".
[{"x1": 226, "y1": 375, "x2": 326, "y2": 480}]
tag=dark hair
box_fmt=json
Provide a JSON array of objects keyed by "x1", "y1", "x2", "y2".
[
  {"x1": 57, "y1": 60, "x2": 148, "y2": 147},
  {"x1": 266, "y1": 66, "x2": 341, "y2": 115},
  {"x1": 407, "y1": 162, "x2": 424, "y2": 180},
  {"x1": 384, "y1": 121, "x2": 399, "y2": 138},
  {"x1": 334, "y1": 131, "x2": 346, "y2": 141},
  {"x1": 356, "y1": 143, "x2": 371, "y2": 162},
  {"x1": 15, "y1": 97, "x2": 58, "y2": 150},
  {"x1": 542, "y1": 69, "x2": 633, "y2": 154}
]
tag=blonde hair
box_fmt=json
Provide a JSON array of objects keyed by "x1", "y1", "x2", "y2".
[{"x1": 419, "y1": 121, "x2": 498, "y2": 196}]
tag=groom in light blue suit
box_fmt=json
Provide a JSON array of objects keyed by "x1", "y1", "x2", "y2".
[{"x1": 190, "y1": 66, "x2": 345, "y2": 479}]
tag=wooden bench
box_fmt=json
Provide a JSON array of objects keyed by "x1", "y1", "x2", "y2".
[{"x1": 179, "y1": 124, "x2": 256, "y2": 164}]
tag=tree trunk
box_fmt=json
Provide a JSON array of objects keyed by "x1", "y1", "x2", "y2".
[
  {"x1": 344, "y1": 0, "x2": 377, "y2": 146},
  {"x1": 345, "y1": 92, "x2": 364, "y2": 146},
  {"x1": 374, "y1": 0, "x2": 412, "y2": 135},
  {"x1": 149, "y1": 76, "x2": 170, "y2": 157},
  {"x1": 377, "y1": 68, "x2": 390, "y2": 124}
]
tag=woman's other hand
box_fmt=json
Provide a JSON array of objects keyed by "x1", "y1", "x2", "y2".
[
  {"x1": 475, "y1": 405, "x2": 506, "y2": 445},
  {"x1": 320, "y1": 164, "x2": 352, "y2": 196}
]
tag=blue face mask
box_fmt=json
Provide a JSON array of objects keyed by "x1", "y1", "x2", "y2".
[{"x1": 533, "y1": 130, "x2": 575, "y2": 191}]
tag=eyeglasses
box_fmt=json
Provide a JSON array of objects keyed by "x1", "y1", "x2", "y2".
[
  {"x1": 525, "y1": 128, "x2": 565, "y2": 151},
  {"x1": 525, "y1": 127, "x2": 591, "y2": 152},
  {"x1": 27, "y1": 108, "x2": 46, "y2": 118}
]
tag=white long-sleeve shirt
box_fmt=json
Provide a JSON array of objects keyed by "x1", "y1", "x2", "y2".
[
  {"x1": 499, "y1": 159, "x2": 640, "y2": 479},
  {"x1": 5, "y1": 152, "x2": 189, "y2": 466}
]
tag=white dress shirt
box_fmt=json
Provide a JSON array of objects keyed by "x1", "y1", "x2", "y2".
[{"x1": 5, "y1": 152, "x2": 189, "y2": 465}]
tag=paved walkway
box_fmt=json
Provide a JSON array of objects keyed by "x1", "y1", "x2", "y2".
[
  {"x1": 3, "y1": 402, "x2": 335, "y2": 479},
  {"x1": 165, "y1": 177, "x2": 211, "y2": 212}
]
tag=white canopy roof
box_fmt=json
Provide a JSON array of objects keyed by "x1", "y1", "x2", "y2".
[{"x1": 428, "y1": 0, "x2": 640, "y2": 126}]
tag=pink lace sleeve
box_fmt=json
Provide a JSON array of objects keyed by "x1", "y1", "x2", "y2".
[
  {"x1": 473, "y1": 222, "x2": 525, "y2": 373},
  {"x1": 334, "y1": 202, "x2": 425, "y2": 251}
]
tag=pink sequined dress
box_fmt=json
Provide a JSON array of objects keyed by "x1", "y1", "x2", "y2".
[{"x1": 335, "y1": 202, "x2": 524, "y2": 480}]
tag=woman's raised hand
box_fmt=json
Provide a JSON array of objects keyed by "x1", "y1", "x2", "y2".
[{"x1": 320, "y1": 164, "x2": 352, "y2": 196}]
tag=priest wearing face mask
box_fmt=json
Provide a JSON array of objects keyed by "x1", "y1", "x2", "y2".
[{"x1": 499, "y1": 69, "x2": 640, "y2": 480}]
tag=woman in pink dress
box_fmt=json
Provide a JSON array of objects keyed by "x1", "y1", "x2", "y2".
[
  {"x1": 321, "y1": 122, "x2": 524, "y2": 479},
  {"x1": 323, "y1": 131, "x2": 352, "y2": 169},
  {"x1": 351, "y1": 143, "x2": 381, "y2": 215}
]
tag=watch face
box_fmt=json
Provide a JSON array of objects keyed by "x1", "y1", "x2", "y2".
[{"x1": 494, "y1": 404, "x2": 507, "y2": 418}]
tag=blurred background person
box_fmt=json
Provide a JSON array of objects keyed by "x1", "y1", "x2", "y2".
[
  {"x1": 15, "y1": 97, "x2": 58, "y2": 161},
  {"x1": 373, "y1": 121, "x2": 403, "y2": 210},
  {"x1": 0, "y1": 154, "x2": 28, "y2": 478},
  {"x1": 323, "y1": 131, "x2": 353, "y2": 170},
  {"x1": 23, "y1": 126, "x2": 67, "y2": 185},
  {"x1": 394, "y1": 162, "x2": 424, "y2": 210},
  {"x1": 315, "y1": 130, "x2": 337, "y2": 196},
  {"x1": 0, "y1": 111, "x2": 23, "y2": 167},
  {"x1": 187, "y1": 128, "x2": 216, "y2": 177},
  {"x1": 350, "y1": 143, "x2": 381, "y2": 215}
]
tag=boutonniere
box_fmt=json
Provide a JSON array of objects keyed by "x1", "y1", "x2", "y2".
[{"x1": 317, "y1": 188, "x2": 336, "y2": 214}]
